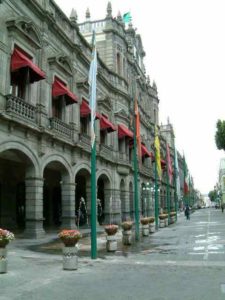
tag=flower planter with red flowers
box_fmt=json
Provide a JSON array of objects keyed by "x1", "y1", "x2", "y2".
[
  {"x1": 105, "y1": 225, "x2": 118, "y2": 252},
  {"x1": 140, "y1": 218, "x2": 150, "y2": 236},
  {"x1": 121, "y1": 221, "x2": 133, "y2": 231},
  {"x1": 121, "y1": 221, "x2": 133, "y2": 245},
  {"x1": 0, "y1": 228, "x2": 14, "y2": 274},
  {"x1": 149, "y1": 217, "x2": 155, "y2": 233},
  {"x1": 170, "y1": 212, "x2": 176, "y2": 224},
  {"x1": 58, "y1": 229, "x2": 82, "y2": 270},
  {"x1": 104, "y1": 224, "x2": 118, "y2": 236}
]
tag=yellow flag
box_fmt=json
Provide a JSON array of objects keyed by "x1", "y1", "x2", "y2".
[{"x1": 154, "y1": 126, "x2": 162, "y2": 179}]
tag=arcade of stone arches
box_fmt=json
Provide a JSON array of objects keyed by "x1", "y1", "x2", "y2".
[{"x1": 0, "y1": 143, "x2": 173, "y2": 238}]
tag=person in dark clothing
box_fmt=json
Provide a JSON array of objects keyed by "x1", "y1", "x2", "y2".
[
  {"x1": 221, "y1": 203, "x2": 224, "y2": 213},
  {"x1": 185, "y1": 205, "x2": 190, "y2": 220}
]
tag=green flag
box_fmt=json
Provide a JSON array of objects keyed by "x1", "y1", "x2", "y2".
[{"x1": 123, "y1": 12, "x2": 132, "y2": 23}]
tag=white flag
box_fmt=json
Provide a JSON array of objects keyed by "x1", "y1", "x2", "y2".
[{"x1": 88, "y1": 30, "x2": 97, "y2": 148}]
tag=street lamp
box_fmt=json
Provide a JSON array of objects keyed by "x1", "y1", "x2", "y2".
[
  {"x1": 145, "y1": 182, "x2": 151, "y2": 216},
  {"x1": 151, "y1": 185, "x2": 160, "y2": 225}
]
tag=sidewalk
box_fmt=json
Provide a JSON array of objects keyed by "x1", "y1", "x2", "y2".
[
  {"x1": 8, "y1": 225, "x2": 110, "y2": 257},
  {"x1": 0, "y1": 217, "x2": 183, "y2": 300},
  {"x1": 7, "y1": 216, "x2": 181, "y2": 259}
]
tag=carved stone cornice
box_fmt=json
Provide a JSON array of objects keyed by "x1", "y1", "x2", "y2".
[
  {"x1": 48, "y1": 53, "x2": 73, "y2": 76},
  {"x1": 6, "y1": 16, "x2": 43, "y2": 49}
]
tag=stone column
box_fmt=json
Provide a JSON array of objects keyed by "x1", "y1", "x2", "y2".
[
  {"x1": 24, "y1": 178, "x2": 45, "y2": 239},
  {"x1": 122, "y1": 190, "x2": 131, "y2": 221},
  {"x1": 104, "y1": 189, "x2": 121, "y2": 224},
  {"x1": 61, "y1": 182, "x2": 76, "y2": 229}
]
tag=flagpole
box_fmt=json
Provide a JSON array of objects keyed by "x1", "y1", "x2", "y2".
[
  {"x1": 91, "y1": 138, "x2": 97, "y2": 259},
  {"x1": 183, "y1": 156, "x2": 187, "y2": 207},
  {"x1": 89, "y1": 30, "x2": 97, "y2": 259},
  {"x1": 154, "y1": 126, "x2": 159, "y2": 230},
  {"x1": 133, "y1": 120, "x2": 139, "y2": 241},
  {"x1": 154, "y1": 147, "x2": 159, "y2": 230},
  {"x1": 166, "y1": 160, "x2": 170, "y2": 225}
]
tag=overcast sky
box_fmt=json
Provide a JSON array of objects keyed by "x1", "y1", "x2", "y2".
[{"x1": 55, "y1": 0, "x2": 225, "y2": 195}]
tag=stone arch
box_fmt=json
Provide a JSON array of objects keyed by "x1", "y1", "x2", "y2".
[
  {"x1": 41, "y1": 154, "x2": 73, "y2": 181},
  {"x1": 73, "y1": 162, "x2": 91, "y2": 227},
  {"x1": 41, "y1": 154, "x2": 74, "y2": 230},
  {"x1": 73, "y1": 161, "x2": 91, "y2": 180},
  {"x1": 96, "y1": 168, "x2": 113, "y2": 186},
  {"x1": 0, "y1": 141, "x2": 39, "y2": 232},
  {"x1": 0, "y1": 141, "x2": 40, "y2": 176},
  {"x1": 97, "y1": 169, "x2": 113, "y2": 224}
]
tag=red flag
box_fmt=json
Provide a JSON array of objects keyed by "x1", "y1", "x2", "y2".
[
  {"x1": 166, "y1": 143, "x2": 173, "y2": 184},
  {"x1": 135, "y1": 98, "x2": 141, "y2": 161}
]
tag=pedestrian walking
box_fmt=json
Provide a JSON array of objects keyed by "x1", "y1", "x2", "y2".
[
  {"x1": 221, "y1": 203, "x2": 224, "y2": 213},
  {"x1": 185, "y1": 205, "x2": 190, "y2": 220}
]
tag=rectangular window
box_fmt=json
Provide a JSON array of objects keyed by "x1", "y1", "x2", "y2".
[
  {"x1": 52, "y1": 96, "x2": 63, "y2": 119},
  {"x1": 80, "y1": 117, "x2": 89, "y2": 134},
  {"x1": 100, "y1": 130, "x2": 107, "y2": 145}
]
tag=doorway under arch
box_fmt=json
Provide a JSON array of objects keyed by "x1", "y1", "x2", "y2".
[
  {"x1": 97, "y1": 174, "x2": 111, "y2": 224},
  {"x1": 75, "y1": 168, "x2": 90, "y2": 227},
  {"x1": 0, "y1": 148, "x2": 36, "y2": 232}
]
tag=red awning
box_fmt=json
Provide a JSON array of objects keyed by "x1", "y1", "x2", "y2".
[
  {"x1": 95, "y1": 112, "x2": 101, "y2": 120},
  {"x1": 52, "y1": 78, "x2": 78, "y2": 105},
  {"x1": 100, "y1": 115, "x2": 117, "y2": 132},
  {"x1": 141, "y1": 144, "x2": 153, "y2": 158},
  {"x1": 161, "y1": 159, "x2": 166, "y2": 169},
  {"x1": 11, "y1": 48, "x2": 45, "y2": 83},
  {"x1": 118, "y1": 124, "x2": 133, "y2": 139},
  {"x1": 80, "y1": 99, "x2": 91, "y2": 117}
]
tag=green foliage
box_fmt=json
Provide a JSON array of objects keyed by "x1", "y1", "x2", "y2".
[
  {"x1": 208, "y1": 190, "x2": 217, "y2": 202},
  {"x1": 215, "y1": 120, "x2": 225, "y2": 151}
]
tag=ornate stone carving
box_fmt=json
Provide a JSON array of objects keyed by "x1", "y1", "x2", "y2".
[
  {"x1": 48, "y1": 53, "x2": 73, "y2": 76},
  {"x1": 6, "y1": 16, "x2": 43, "y2": 49}
]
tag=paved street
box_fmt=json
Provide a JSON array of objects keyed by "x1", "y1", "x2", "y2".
[{"x1": 1, "y1": 209, "x2": 225, "y2": 300}]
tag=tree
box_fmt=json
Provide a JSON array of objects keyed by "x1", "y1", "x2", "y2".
[
  {"x1": 215, "y1": 120, "x2": 225, "y2": 151},
  {"x1": 208, "y1": 190, "x2": 217, "y2": 202}
]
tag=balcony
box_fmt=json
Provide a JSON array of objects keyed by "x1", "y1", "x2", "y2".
[
  {"x1": 78, "y1": 133, "x2": 91, "y2": 152},
  {"x1": 99, "y1": 144, "x2": 113, "y2": 161},
  {"x1": 140, "y1": 164, "x2": 153, "y2": 177},
  {"x1": 49, "y1": 117, "x2": 73, "y2": 139},
  {"x1": 6, "y1": 95, "x2": 36, "y2": 123},
  {"x1": 117, "y1": 152, "x2": 131, "y2": 166}
]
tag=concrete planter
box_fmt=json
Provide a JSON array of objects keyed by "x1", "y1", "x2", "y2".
[
  {"x1": 0, "y1": 248, "x2": 7, "y2": 274},
  {"x1": 122, "y1": 230, "x2": 132, "y2": 245},
  {"x1": 142, "y1": 224, "x2": 149, "y2": 236},
  {"x1": 164, "y1": 218, "x2": 168, "y2": 227},
  {"x1": 149, "y1": 222, "x2": 155, "y2": 233},
  {"x1": 170, "y1": 216, "x2": 175, "y2": 224},
  {"x1": 106, "y1": 235, "x2": 117, "y2": 252},
  {"x1": 62, "y1": 245, "x2": 78, "y2": 270},
  {"x1": 159, "y1": 219, "x2": 165, "y2": 228}
]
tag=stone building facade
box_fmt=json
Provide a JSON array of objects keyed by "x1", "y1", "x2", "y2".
[{"x1": 0, "y1": 0, "x2": 177, "y2": 238}]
